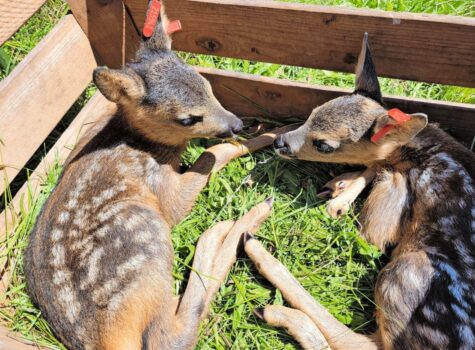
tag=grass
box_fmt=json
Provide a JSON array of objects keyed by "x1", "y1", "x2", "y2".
[{"x1": 0, "y1": 0, "x2": 473, "y2": 349}]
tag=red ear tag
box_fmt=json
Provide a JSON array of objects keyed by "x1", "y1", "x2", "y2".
[
  {"x1": 143, "y1": 0, "x2": 162, "y2": 38},
  {"x1": 388, "y1": 108, "x2": 412, "y2": 124},
  {"x1": 371, "y1": 108, "x2": 412, "y2": 143},
  {"x1": 167, "y1": 20, "x2": 182, "y2": 35}
]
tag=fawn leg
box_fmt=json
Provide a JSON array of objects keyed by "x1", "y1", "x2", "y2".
[
  {"x1": 201, "y1": 198, "x2": 273, "y2": 312},
  {"x1": 176, "y1": 125, "x2": 299, "y2": 217},
  {"x1": 254, "y1": 305, "x2": 330, "y2": 350},
  {"x1": 317, "y1": 171, "x2": 365, "y2": 199},
  {"x1": 168, "y1": 200, "x2": 273, "y2": 349},
  {"x1": 244, "y1": 233, "x2": 381, "y2": 350},
  {"x1": 325, "y1": 167, "x2": 376, "y2": 218}
]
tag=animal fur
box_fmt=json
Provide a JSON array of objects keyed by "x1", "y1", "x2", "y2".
[
  {"x1": 24, "y1": 7, "x2": 283, "y2": 350},
  {"x1": 257, "y1": 33, "x2": 475, "y2": 350}
]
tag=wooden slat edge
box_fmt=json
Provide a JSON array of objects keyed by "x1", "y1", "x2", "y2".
[
  {"x1": 0, "y1": 15, "x2": 97, "y2": 196},
  {"x1": 196, "y1": 67, "x2": 475, "y2": 145},
  {"x1": 124, "y1": 0, "x2": 475, "y2": 87},
  {"x1": 67, "y1": 0, "x2": 140, "y2": 68},
  {"x1": 0, "y1": 0, "x2": 47, "y2": 46},
  {"x1": 0, "y1": 92, "x2": 115, "y2": 247},
  {"x1": 0, "y1": 325, "x2": 43, "y2": 350}
]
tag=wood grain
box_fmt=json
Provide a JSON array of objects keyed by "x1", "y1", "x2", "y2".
[
  {"x1": 67, "y1": 0, "x2": 141, "y2": 68},
  {"x1": 124, "y1": 0, "x2": 475, "y2": 87},
  {"x1": 0, "y1": 0, "x2": 47, "y2": 45},
  {"x1": 0, "y1": 326, "x2": 41, "y2": 350},
  {"x1": 196, "y1": 67, "x2": 475, "y2": 145},
  {"x1": 0, "y1": 15, "x2": 96, "y2": 197}
]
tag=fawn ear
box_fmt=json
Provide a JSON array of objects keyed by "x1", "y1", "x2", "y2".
[
  {"x1": 93, "y1": 67, "x2": 145, "y2": 103},
  {"x1": 354, "y1": 33, "x2": 383, "y2": 105},
  {"x1": 373, "y1": 113, "x2": 428, "y2": 144},
  {"x1": 144, "y1": 4, "x2": 172, "y2": 51}
]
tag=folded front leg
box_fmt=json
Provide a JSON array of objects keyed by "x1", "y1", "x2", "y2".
[
  {"x1": 325, "y1": 167, "x2": 376, "y2": 218},
  {"x1": 173, "y1": 125, "x2": 299, "y2": 223}
]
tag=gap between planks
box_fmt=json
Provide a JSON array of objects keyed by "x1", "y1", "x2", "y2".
[{"x1": 197, "y1": 67, "x2": 475, "y2": 145}]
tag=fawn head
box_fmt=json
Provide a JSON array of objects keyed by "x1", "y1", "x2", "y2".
[
  {"x1": 273, "y1": 34, "x2": 428, "y2": 165},
  {"x1": 93, "y1": 6, "x2": 242, "y2": 146}
]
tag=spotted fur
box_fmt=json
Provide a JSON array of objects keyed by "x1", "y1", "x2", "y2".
[
  {"x1": 273, "y1": 34, "x2": 475, "y2": 349},
  {"x1": 25, "y1": 6, "x2": 246, "y2": 350}
]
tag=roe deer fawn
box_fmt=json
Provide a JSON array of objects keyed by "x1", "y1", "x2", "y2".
[
  {"x1": 245, "y1": 34, "x2": 475, "y2": 350},
  {"x1": 25, "y1": 6, "x2": 287, "y2": 350}
]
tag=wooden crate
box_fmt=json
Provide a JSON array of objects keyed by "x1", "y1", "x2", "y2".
[{"x1": 0, "y1": 0, "x2": 474, "y2": 347}]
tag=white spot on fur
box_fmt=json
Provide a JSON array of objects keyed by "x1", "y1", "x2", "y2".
[
  {"x1": 134, "y1": 230, "x2": 153, "y2": 243},
  {"x1": 58, "y1": 211, "x2": 70, "y2": 224},
  {"x1": 72, "y1": 206, "x2": 91, "y2": 229},
  {"x1": 52, "y1": 269, "x2": 71, "y2": 285},
  {"x1": 51, "y1": 245, "x2": 65, "y2": 267},
  {"x1": 58, "y1": 286, "x2": 80, "y2": 323},
  {"x1": 98, "y1": 203, "x2": 128, "y2": 222},
  {"x1": 107, "y1": 292, "x2": 124, "y2": 313},
  {"x1": 51, "y1": 228, "x2": 63, "y2": 242},
  {"x1": 117, "y1": 162, "x2": 129, "y2": 175},
  {"x1": 114, "y1": 238, "x2": 123, "y2": 248},
  {"x1": 421, "y1": 306, "x2": 436, "y2": 322},
  {"x1": 117, "y1": 254, "x2": 147, "y2": 277},
  {"x1": 459, "y1": 324, "x2": 475, "y2": 347},
  {"x1": 436, "y1": 153, "x2": 474, "y2": 194},
  {"x1": 144, "y1": 157, "x2": 160, "y2": 186},
  {"x1": 80, "y1": 248, "x2": 104, "y2": 289},
  {"x1": 91, "y1": 185, "x2": 126, "y2": 207},
  {"x1": 66, "y1": 198, "x2": 78, "y2": 210},
  {"x1": 417, "y1": 168, "x2": 432, "y2": 188},
  {"x1": 72, "y1": 235, "x2": 93, "y2": 252},
  {"x1": 124, "y1": 213, "x2": 144, "y2": 231}
]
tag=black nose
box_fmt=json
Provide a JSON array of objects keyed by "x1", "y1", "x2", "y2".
[
  {"x1": 232, "y1": 119, "x2": 243, "y2": 135},
  {"x1": 273, "y1": 135, "x2": 291, "y2": 155},
  {"x1": 274, "y1": 135, "x2": 286, "y2": 149}
]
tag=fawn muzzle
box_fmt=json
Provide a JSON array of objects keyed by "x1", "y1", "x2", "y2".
[
  {"x1": 273, "y1": 135, "x2": 294, "y2": 157},
  {"x1": 215, "y1": 113, "x2": 243, "y2": 139}
]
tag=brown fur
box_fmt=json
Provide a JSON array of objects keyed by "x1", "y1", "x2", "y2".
[
  {"x1": 267, "y1": 33, "x2": 475, "y2": 350},
  {"x1": 24, "y1": 7, "x2": 284, "y2": 350}
]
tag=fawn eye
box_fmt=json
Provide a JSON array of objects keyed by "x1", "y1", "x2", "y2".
[
  {"x1": 313, "y1": 140, "x2": 335, "y2": 154},
  {"x1": 179, "y1": 115, "x2": 203, "y2": 127}
]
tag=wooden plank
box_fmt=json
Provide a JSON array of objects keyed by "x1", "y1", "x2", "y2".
[
  {"x1": 196, "y1": 67, "x2": 475, "y2": 145},
  {"x1": 0, "y1": 0, "x2": 47, "y2": 46},
  {"x1": 0, "y1": 326, "x2": 41, "y2": 350},
  {"x1": 67, "y1": 0, "x2": 141, "y2": 68},
  {"x1": 0, "y1": 15, "x2": 97, "y2": 197},
  {"x1": 0, "y1": 93, "x2": 115, "y2": 304},
  {"x1": 0, "y1": 92, "x2": 114, "y2": 236},
  {"x1": 124, "y1": 0, "x2": 475, "y2": 87}
]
